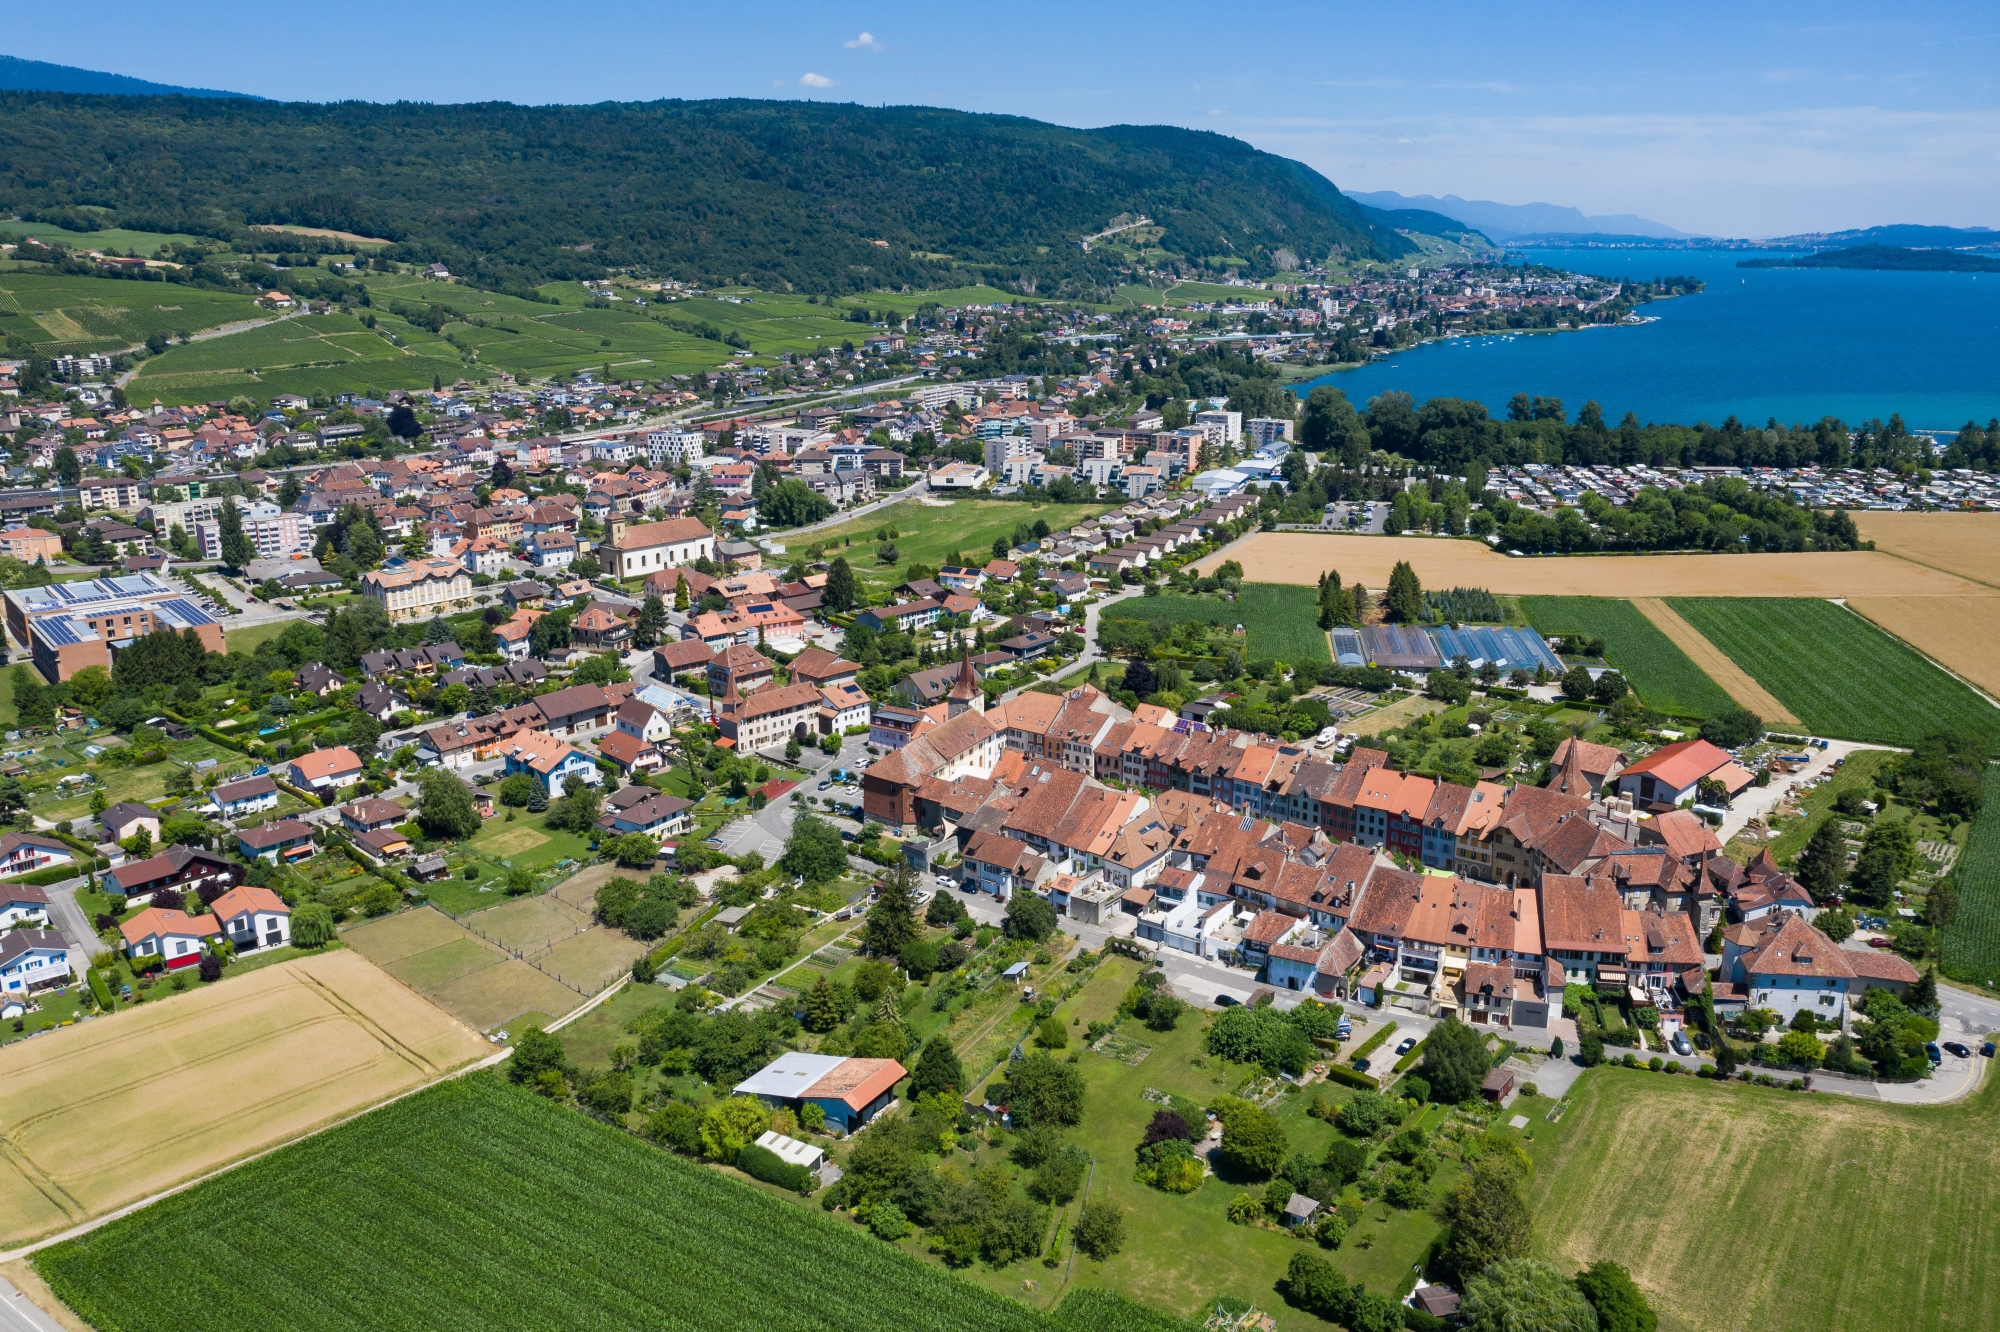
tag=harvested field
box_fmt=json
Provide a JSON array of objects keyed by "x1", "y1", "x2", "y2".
[
  {"x1": 1628, "y1": 599, "x2": 1799, "y2": 723},
  {"x1": 1853, "y1": 511, "x2": 2000, "y2": 589},
  {"x1": 465, "y1": 894, "x2": 591, "y2": 956},
  {"x1": 345, "y1": 906, "x2": 592, "y2": 1033},
  {"x1": 0, "y1": 949, "x2": 486, "y2": 1248},
  {"x1": 1846, "y1": 594, "x2": 2000, "y2": 699},
  {"x1": 1531, "y1": 1067, "x2": 2000, "y2": 1332},
  {"x1": 1198, "y1": 532, "x2": 1985, "y2": 598},
  {"x1": 1669, "y1": 598, "x2": 2000, "y2": 748}
]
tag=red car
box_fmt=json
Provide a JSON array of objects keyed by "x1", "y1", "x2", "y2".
[{"x1": 1867, "y1": 937, "x2": 1894, "y2": 949}]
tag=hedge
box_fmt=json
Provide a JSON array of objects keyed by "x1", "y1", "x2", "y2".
[
  {"x1": 86, "y1": 967, "x2": 115, "y2": 1010},
  {"x1": 1349, "y1": 1020, "x2": 1397, "y2": 1062},
  {"x1": 735, "y1": 1142, "x2": 816, "y2": 1194},
  {"x1": 5, "y1": 864, "x2": 86, "y2": 886},
  {"x1": 1322, "y1": 1064, "x2": 1380, "y2": 1091}
]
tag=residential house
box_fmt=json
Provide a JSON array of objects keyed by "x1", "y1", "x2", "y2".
[
  {"x1": 210, "y1": 773, "x2": 280, "y2": 819},
  {"x1": 237, "y1": 818, "x2": 318, "y2": 864},
  {"x1": 288, "y1": 747, "x2": 364, "y2": 793},
  {"x1": 0, "y1": 885, "x2": 51, "y2": 929},
  {"x1": 341, "y1": 797, "x2": 408, "y2": 835},
  {"x1": 99, "y1": 802, "x2": 161, "y2": 845},
  {"x1": 501, "y1": 729, "x2": 602, "y2": 797},
  {"x1": 210, "y1": 884, "x2": 292, "y2": 951},
  {"x1": 0, "y1": 930, "x2": 70, "y2": 1003},
  {"x1": 1615, "y1": 738, "x2": 1756, "y2": 810},
  {"x1": 119, "y1": 907, "x2": 221, "y2": 970},
  {"x1": 733, "y1": 1052, "x2": 907, "y2": 1132},
  {"x1": 101, "y1": 844, "x2": 241, "y2": 906},
  {"x1": 0, "y1": 832, "x2": 75, "y2": 878},
  {"x1": 604, "y1": 791, "x2": 694, "y2": 837}
]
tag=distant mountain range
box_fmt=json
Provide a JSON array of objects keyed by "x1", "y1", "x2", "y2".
[
  {"x1": 0, "y1": 53, "x2": 257, "y2": 99},
  {"x1": 1345, "y1": 190, "x2": 1694, "y2": 240},
  {"x1": 1763, "y1": 224, "x2": 2000, "y2": 252}
]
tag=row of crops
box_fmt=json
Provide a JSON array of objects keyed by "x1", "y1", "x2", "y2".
[
  {"x1": 35, "y1": 1073, "x2": 1185, "y2": 1332},
  {"x1": 1942, "y1": 767, "x2": 2000, "y2": 988}
]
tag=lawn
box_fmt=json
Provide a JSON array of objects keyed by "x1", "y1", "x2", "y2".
[
  {"x1": 1667, "y1": 598, "x2": 2000, "y2": 747},
  {"x1": 34, "y1": 1074, "x2": 1056, "y2": 1332},
  {"x1": 1942, "y1": 766, "x2": 2000, "y2": 987},
  {"x1": 1528, "y1": 1065, "x2": 2000, "y2": 1332},
  {"x1": 1102, "y1": 585, "x2": 1331, "y2": 663},
  {"x1": 0, "y1": 271, "x2": 263, "y2": 353},
  {"x1": 803, "y1": 498, "x2": 1118, "y2": 591},
  {"x1": 1521, "y1": 595, "x2": 1736, "y2": 717},
  {"x1": 0, "y1": 218, "x2": 220, "y2": 257},
  {"x1": 224, "y1": 618, "x2": 298, "y2": 654}
]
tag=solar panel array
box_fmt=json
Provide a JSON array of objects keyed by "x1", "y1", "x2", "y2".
[
  {"x1": 1431, "y1": 624, "x2": 1563, "y2": 673},
  {"x1": 152, "y1": 598, "x2": 220, "y2": 630},
  {"x1": 30, "y1": 615, "x2": 95, "y2": 648}
]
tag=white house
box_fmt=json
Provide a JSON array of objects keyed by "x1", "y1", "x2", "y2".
[
  {"x1": 210, "y1": 884, "x2": 292, "y2": 952},
  {"x1": 0, "y1": 929, "x2": 71, "y2": 1004},
  {"x1": 524, "y1": 530, "x2": 578, "y2": 571},
  {"x1": 0, "y1": 885, "x2": 51, "y2": 929},
  {"x1": 500, "y1": 729, "x2": 603, "y2": 797},
  {"x1": 119, "y1": 907, "x2": 220, "y2": 971},
  {"x1": 0, "y1": 832, "x2": 74, "y2": 877},
  {"x1": 210, "y1": 774, "x2": 281, "y2": 820}
]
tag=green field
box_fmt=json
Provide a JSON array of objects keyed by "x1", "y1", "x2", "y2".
[
  {"x1": 1522, "y1": 596, "x2": 1735, "y2": 717},
  {"x1": 805, "y1": 498, "x2": 1117, "y2": 591},
  {"x1": 1668, "y1": 598, "x2": 2000, "y2": 747},
  {"x1": 130, "y1": 307, "x2": 468, "y2": 404},
  {"x1": 1943, "y1": 766, "x2": 2000, "y2": 986},
  {"x1": 0, "y1": 272, "x2": 263, "y2": 353},
  {"x1": 1101, "y1": 585, "x2": 1329, "y2": 663},
  {"x1": 1529, "y1": 1066, "x2": 2000, "y2": 1332},
  {"x1": 34, "y1": 1073, "x2": 1056, "y2": 1332},
  {"x1": 0, "y1": 217, "x2": 218, "y2": 257}
]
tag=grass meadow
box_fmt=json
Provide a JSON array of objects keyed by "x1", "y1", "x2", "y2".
[
  {"x1": 0, "y1": 218, "x2": 219, "y2": 256},
  {"x1": 1529, "y1": 1066, "x2": 2000, "y2": 1332},
  {"x1": 1942, "y1": 766, "x2": 2000, "y2": 987},
  {"x1": 802, "y1": 497, "x2": 1117, "y2": 592},
  {"x1": 1667, "y1": 597, "x2": 2000, "y2": 747},
  {"x1": 1522, "y1": 595, "x2": 1736, "y2": 717},
  {"x1": 1101, "y1": 585, "x2": 1331, "y2": 663}
]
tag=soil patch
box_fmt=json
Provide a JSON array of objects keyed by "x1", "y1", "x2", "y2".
[{"x1": 1628, "y1": 599, "x2": 1800, "y2": 723}]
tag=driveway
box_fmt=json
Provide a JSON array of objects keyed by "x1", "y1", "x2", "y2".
[
  {"x1": 40, "y1": 878, "x2": 101, "y2": 975},
  {"x1": 1715, "y1": 739, "x2": 1899, "y2": 845}
]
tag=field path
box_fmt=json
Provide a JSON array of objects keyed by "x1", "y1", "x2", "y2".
[{"x1": 1629, "y1": 599, "x2": 1800, "y2": 724}]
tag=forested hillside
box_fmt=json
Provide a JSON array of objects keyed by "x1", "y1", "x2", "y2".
[{"x1": 0, "y1": 95, "x2": 1415, "y2": 297}]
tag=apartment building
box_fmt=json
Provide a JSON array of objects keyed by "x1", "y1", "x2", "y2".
[{"x1": 361, "y1": 558, "x2": 476, "y2": 623}]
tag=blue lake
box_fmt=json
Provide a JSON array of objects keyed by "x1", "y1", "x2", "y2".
[{"x1": 1293, "y1": 247, "x2": 2000, "y2": 433}]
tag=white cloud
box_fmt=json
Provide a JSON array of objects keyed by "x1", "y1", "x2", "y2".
[
  {"x1": 844, "y1": 32, "x2": 884, "y2": 51},
  {"x1": 799, "y1": 72, "x2": 835, "y2": 89}
]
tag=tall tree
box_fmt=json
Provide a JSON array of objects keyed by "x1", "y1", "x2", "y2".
[
  {"x1": 217, "y1": 498, "x2": 257, "y2": 571},
  {"x1": 416, "y1": 767, "x2": 482, "y2": 840},
  {"x1": 1440, "y1": 1158, "x2": 1532, "y2": 1281},
  {"x1": 1795, "y1": 818, "x2": 1848, "y2": 899},
  {"x1": 823, "y1": 557, "x2": 858, "y2": 613},
  {"x1": 1419, "y1": 1017, "x2": 1490, "y2": 1102},
  {"x1": 908, "y1": 1035, "x2": 966, "y2": 1100},
  {"x1": 633, "y1": 594, "x2": 667, "y2": 648},
  {"x1": 863, "y1": 860, "x2": 921, "y2": 957},
  {"x1": 1574, "y1": 1260, "x2": 1657, "y2": 1332},
  {"x1": 1385, "y1": 559, "x2": 1423, "y2": 623},
  {"x1": 53, "y1": 446, "x2": 80, "y2": 487}
]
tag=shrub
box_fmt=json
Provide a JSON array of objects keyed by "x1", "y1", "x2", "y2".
[
  {"x1": 736, "y1": 1142, "x2": 816, "y2": 1194},
  {"x1": 1226, "y1": 1193, "x2": 1263, "y2": 1225},
  {"x1": 1074, "y1": 1200, "x2": 1124, "y2": 1259}
]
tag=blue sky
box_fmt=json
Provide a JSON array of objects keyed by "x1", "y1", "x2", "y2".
[{"x1": 10, "y1": 1, "x2": 1999, "y2": 237}]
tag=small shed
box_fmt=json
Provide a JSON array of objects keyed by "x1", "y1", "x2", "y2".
[
  {"x1": 715, "y1": 905, "x2": 752, "y2": 933},
  {"x1": 1001, "y1": 961, "x2": 1030, "y2": 984},
  {"x1": 756, "y1": 1129, "x2": 826, "y2": 1176},
  {"x1": 1282, "y1": 1193, "x2": 1321, "y2": 1228},
  {"x1": 1480, "y1": 1065, "x2": 1516, "y2": 1102},
  {"x1": 1411, "y1": 1283, "x2": 1461, "y2": 1319},
  {"x1": 410, "y1": 854, "x2": 450, "y2": 883}
]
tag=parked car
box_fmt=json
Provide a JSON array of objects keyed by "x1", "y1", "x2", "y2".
[
  {"x1": 1215, "y1": 994, "x2": 1240, "y2": 1008},
  {"x1": 1335, "y1": 1021, "x2": 1353, "y2": 1040},
  {"x1": 1983, "y1": 1041, "x2": 1996, "y2": 1058},
  {"x1": 1943, "y1": 1042, "x2": 1972, "y2": 1058},
  {"x1": 1672, "y1": 1031, "x2": 1694, "y2": 1056},
  {"x1": 1351, "y1": 1056, "x2": 1371, "y2": 1073},
  {"x1": 1395, "y1": 1037, "x2": 1418, "y2": 1056},
  {"x1": 1926, "y1": 1042, "x2": 1943, "y2": 1064},
  {"x1": 1693, "y1": 1032, "x2": 1711, "y2": 1050},
  {"x1": 1867, "y1": 937, "x2": 1894, "y2": 948}
]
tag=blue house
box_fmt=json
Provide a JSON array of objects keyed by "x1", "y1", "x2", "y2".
[
  {"x1": 0, "y1": 929, "x2": 72, "y2": 1011},
  {"x1": 733, "y1": 1052, "x2": 907, "y2": 1132}
]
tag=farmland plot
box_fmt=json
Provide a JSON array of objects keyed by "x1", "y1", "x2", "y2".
[
  {"x1": 0, "y1": 950, "x2": 486, "y2": 1247},
  {"x1": 1941, "y1": 766, "x2": 2000, "y2": 987},
  {"x1": 1101, "y1": 585, "x2": 1329, "y2": 663},
  {"x1": 36, "y1": 1074, "x2": 1053, "y2": 1332},
  {"x1": 1667, "y1": 598, "x2": 2000, "y2": 748},
  {"x1": 1521, "y1": 596, "x2": 1737, "y2": 718}
]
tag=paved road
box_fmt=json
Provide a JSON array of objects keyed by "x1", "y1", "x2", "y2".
[
  {"x1": 0, "y1": 1279, "x2": 66, "y2": 1332},
  {"x1": 41, "y1": 879, "x2": 100, "y2": 976}
]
